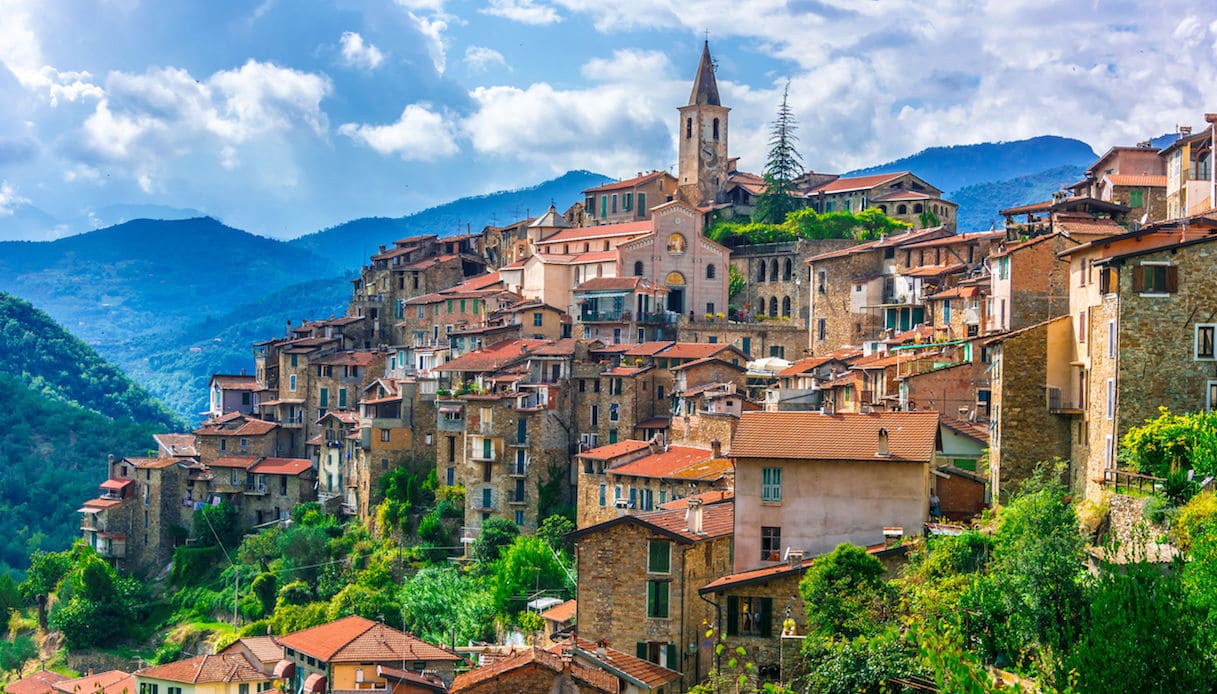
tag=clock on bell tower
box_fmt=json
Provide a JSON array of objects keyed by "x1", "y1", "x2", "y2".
[{"x1": 677, "y1": 41, "x2": 730, "y2": 207}]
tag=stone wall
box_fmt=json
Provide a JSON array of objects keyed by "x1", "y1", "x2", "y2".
[{"x1": 679, "y1": 320, "x2": 808, "y2": 361}]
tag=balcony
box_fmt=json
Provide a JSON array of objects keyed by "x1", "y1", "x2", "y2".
[
  {"x1": 508, "y1": 496, "x2": 527, "y2": 506},
  {"x1": 1046, "y1": 387, "x2": 1084, "y2": 415},
  {"x1": 244, "y1": 484, "x2": 269, "y2": 496},
  {"x1": 580, "y1": 309, "x2": 629, "y2": 323},
  {"x1": 471, "y1": 447, "x2": 496, "y2": 462},
  {"x1": 508, "y1": 436, "x2": 530, "y2": 447},
  {"x1": 636, "y1": 311, "x2": 678, "y2": 325},
  {"x1": 509, "y1": 463, "x2": 527, "y2": 477}
]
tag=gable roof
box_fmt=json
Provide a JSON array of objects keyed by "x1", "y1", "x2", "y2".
[
  {"x1": 539, "y1": 599, "x2": 577, "y2": 624},
  {"x1": 810, "y1": 172, "x2": 906, "y2": 194},
  {"x1": 571, "y1": 502, "x2": 734, "y2": 543},
  {"x1": 438, "y1": 339, "x2": 548, "y2": 373},
  {"x1": 451, "y1": 647, "x2": 616, "y2": 693},
  {"x1": 250, "y1": 458, "x2": 312, "y2": 476},
  {"x1": 552, "y1": 636, "x2": 681, "y2": 689},
  {"x1": 578, "y1": 439, "x2": 652, "y2": 461},
  {"x1": 6, "y1": 670, "x2": 69, "y2": 694},
  {"x1": 583, "y1": 171, "x2": 672, "y2": 193},
  {"x1": 607, "y1": 445, "x2": 728, "y2": 481},
  {"x1": 137, "y1": 654, "x2": 266, "y2": 684},
  {"x1": 732, "y1": 411, "x2": 939, "y2": 463},
  {"x1": 50, "y1": 671, "x2": 134, "y2": 694},
  {"x1": 277, "y1": 615, "x2": 458, "y2": 664}
]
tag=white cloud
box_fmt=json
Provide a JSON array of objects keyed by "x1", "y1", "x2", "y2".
[
  {"x1": 464, "y1": 45, "x2": 507, "y2": 72},
  {"x1": 410, "y1": 11, "x2": 449, "y2": 73},
  {"x1": 0, "y1": 2, "x2": 103, "y2": 105},
  {"x1": 581, "y1": 49, "x2": 672, "y2": 82},
  {"x1": 481, "y1": 0, "x2": 560, "y2": 25},
  {"x1": 395, "y1": 0, "x2": 446, "y2": 11},
  {"x1": 339, "y1": 104, "x2": 460, "y2": 161},
  {"x1": 339, "y1": 31, "x2": 385, "y2": 70},
  {"x1": 0, "y1": 180, "x2": 29, "y2": 216}
]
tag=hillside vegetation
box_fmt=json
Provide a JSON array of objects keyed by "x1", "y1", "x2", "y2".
[
  {"x1": 950, "y1": 164, "x2": 1088, "y2": 231},
  {"x1": 0, "y1": 294, "x2": 181, "y2": 573}
]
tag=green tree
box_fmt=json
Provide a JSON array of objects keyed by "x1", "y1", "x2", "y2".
[
  {"x1": 728, "y1": 264, "x2": 746, "y2": 302},
  {"x1": 473, "y1": 518, "x2": 520, "y2": 566},
  {"x1": 753, "y1": 83, "x2": 804, "y2": 224},
  {"x1": 1121, "y1": 408, "x2": 1217, "y2": 477},
  {"x1": 802, "y1": 628, "x2": 925, "y2": 694},
  {"x1": 192, "y1": 500, "x2": 243, "y2": 549},
  {"x1": 799, "y1": 544, "x2": 892, "y2": 638},
  {"x1": 537, "y1": 514, "x2": 576, "y2": 558},
  {"x1": 399, "y1": 566, "x2": 497, "y2": 645},
  {"x1": 490, "y1": 535, "x2": 572, "y2": 614},
  {"x1": 417, "y1": 510, "x2": 452, "y2": 564}
]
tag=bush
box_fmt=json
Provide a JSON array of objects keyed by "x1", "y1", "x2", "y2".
[
  {"x1": 171, "y1": 545, "x2": 224, "y2": 586},
  {"x1": 277, "y1": 580, "x2": 312, "y2": 606},
  {"x1": 800, "y1": 544, "x2": 892, "y2": 638},
  {"x1": 1173, "y1": 491, "x2": 1217, "y2": 551},
  {"x1": 473, "y1": 518, "x2": 519, "y2": 566}
]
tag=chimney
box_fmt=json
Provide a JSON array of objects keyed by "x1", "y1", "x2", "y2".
[
  {"x1": 595, "y1": 638, "x2": 609, "y2": 658},
  {"x1": 786, "y1": 549, "x2": 804, "y2": 567},
  {"x1": 378, "y1": 244, "x2": 386, "y2": 253},
  {"x1": 87, "y1": 669, "x2": 94, "y2": 677},
  {"x1": 107, "y1": 454, "x2": 115, "y2": 466},
  {"x1": 686, "y1": 498, "x2": 704, "y2": 535},
  {"x1": 876, "y1": 428, "x2": 891, "y2": 457},
  {"x1": 286, "y1": 319, "x2": 292, "y2": 336},
  {"x1": 710, "y1": 439, "x2": 722, "y2": 458}
]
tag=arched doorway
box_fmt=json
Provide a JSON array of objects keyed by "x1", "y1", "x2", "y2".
[{"x1": 665, "y1": 271, "x2": 686, "y2": 314}]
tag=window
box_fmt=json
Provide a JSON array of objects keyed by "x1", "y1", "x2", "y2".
[
  {"x1": 290, "y1": 354, "x2": 298, "y2": 367},
  {"x1": 768, "y1": 297, "x2": 778, "y2": 317},
  {"x1": 590, "y1": 405, "x2": 599, "y2": 427},
  {"x1": 706, "y1": 264, "x2": 716, "y2": 279},
  {"x1": 599, "y1": 483, "x2": 606, "y2": 507},
  {"x1": 514, "y1": 478, "x2": 525, "y2": 502},
  {"x1": 783, "y1": 258, "x2": 793, "y2": 280},
  {"x1": 761, "y1": 526, "x2": 781, "y2": 561},
  {"x1": 1208, "y1": 381, "x2": 1217, "y2": 411},
  {"x1": 769, "y1": 259, "x2": 779, "y2": 282},
  {"x1": 609, "y1": 403, "x2": 620, "y2": 422},
  {"x1": 1106, "y1": 378, "x2": 1115, "y2": 420},
  {"x1": 289, "y1": 374, "x2": 297, "y2": 392},
  {"x1": 380, "y1": 429, "x2": 391, "y2": 442},
  {"x1": 648, "y1": 541, "x2": 671, "y2": 574},
  {"x1": 239, "y1": 685, "x2": 249, "y2": 694},
  {"x1": 1129, "y1": 189, "x2": 1144, "y2": 208},
  {"x1": 338, "y1": 388, "x2": 347, "y2": 409},
  {"x1": 1197, "y1": 324, "x2": 1216, "y2": 360},
  {"x1": 818, "y1": 270, "x2": 827, "y2": 294},
  {"x1": 1108, "y1": 320, "x2": 1117, "y2": 358},
  {"x1": 756, "y1": 263, "x2": 766, "y2": 282},
  {"x1": 634, "y1": 260, "x2": 644, "y2": 277},
  {"x1": 782, "y1": 296, "x2": 792, "y2": 317},
  {"x1": 611, "y1": 194, "x2": 618, "y2": 214},
  {"x1": 726, "y1": 596, "x2": 773, "y2": 637},
  {"x1": 624, "y1": 192, "x2": 633, "y2": 211},
  {"x1": 646, "y1": 580, "x2": 670, "y2": 618},
  {"x1": 637, "y1": 192, "x2": 646, "y2": 212},
  {"x1": 657, "y1": 385, "x2": 665, "y2": 400},
  {"x1": 168, "y1": 687, "x2": 182, "y2": 694},
  {"x1": 533, "y1": 312, "x2": 544, "y2": 326},
  {"x1": 140, "y1": 685, "x2": 160, "y2": 694},
  {"x1": 712, "y1": 117, "x2": 719, "y2": 140},
  {"x1": 1132, "y1": 263, "x2": 1177, "y2": 294},
  {"x1": 685, "y1": 117, "x2": 692, "y2": 139},
  {"x1": 706, "y1": 302, "x2": 715, "y2": 315},
  {"x1": 482, "y1": 487, "x2": 492, "y2": 509},
  {"x1": 1077, "y1": 310, "x2": 1087, "y2": 343},
  {"x1": 446, "y1": 466, "x2": 455, "y2": 485},
  {"x1": 515, "y1": 510, "x2": 525, "y2": 525},
  {"x1": 817, "y1": 319, "x2": 827, "y2": 341},
  {"x1": 319, "y1": 387, "x2": 329, "y2": 408},
  {"x1": 761, "y1": 467, "x2": 782, "y2": 502}
]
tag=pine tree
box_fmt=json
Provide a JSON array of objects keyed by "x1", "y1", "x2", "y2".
[{"x1": 754, "y1": 82, "x2": 804, "y2": 224}]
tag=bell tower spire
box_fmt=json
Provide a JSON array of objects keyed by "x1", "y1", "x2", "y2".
[{"x1": 677, "y1": 40, "x2": 730, "y2": 207}]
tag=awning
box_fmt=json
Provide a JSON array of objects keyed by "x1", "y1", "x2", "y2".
[
  {"x1": 438, "y1": 405, "x2": 463, "y2": 414},
  {"x1": 100, "y1": 479, "x2": 134, "y2": 491},
  {"x1": 303, "y1": 673, "x2": 326, "y2": 693},
  {"x1": 272, "y1": 660, "x2": 295, "y2": 679},
  {"x1": 77, "y1": 507, "x2": 101, "y2": 514}
]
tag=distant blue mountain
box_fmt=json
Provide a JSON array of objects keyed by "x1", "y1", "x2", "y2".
[
  {"x1": 289, "y1": 169, "x2": 613, "y2": 269},
  {"x1": 949, "y1": 165, "x2": 1088, "y2": 232},
  {"x1": 845, "y1": 135, "x2": 1099, "y2": 195}
]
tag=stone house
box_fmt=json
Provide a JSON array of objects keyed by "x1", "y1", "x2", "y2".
[
  {"x1": 276, "y1": 615, "x2": 461, "y2": 691},
  {"x1": 725, "y1": 238, "x2": 856, "y2": 325},
  {"x1": 538, "y1": 599, "x2": 577, "y2": 646},
  {"x1": 678, "y1": 319, "x2": 807, "y2": 361},
  {"x1": 572, "y1": 502, "x2": 735, "y2": 689},
  {"x1": 574, "y1": 362, "x2": 666, "y2": 451},
  {"x1": 729, "y1": 411, "x2": 938, "y2": 572},
  {"x1": 618, "y1": 201, "x2": 731, "y2": 320},
  {"x1": 575, "y1": 439, "x2": 731, "y2": 528},
  {"x1": 356, "y1": 378, "x2": 427, "y2": 523},
  {"x1": 1068, "y1": 144, "x2": 1170, "y2": 223},
  {"x1": 307, "y1": 350, "x2": 385, "y2": 432},
  {"x1": 924, "y1": 282, "x2": 987, "y2": 341},
  {"x1": 763, "y1": 353, "x2": 853, "y2": 411},
  {"x1": 550, "y1": 637, "x2": 682, "y2": 694},
  {"x1": 584, "y1": 171, "x2": 679, "y2": 226},
  {"x1": 308, "y1": 410, "x2": 360, "y2": 515},
  {"x1": 806, "y1": 171, "x2": 959, "y2": 231},
  {"x1": 193, "y1": 413, "x2": 285, "y2": 460},
  {"x1": 1158, "y1": 120, "x2": 1214, "y2": 220},
  {"x1": 490, "y1": 300, "x2": 569, "y2": 342},
  {"x1": 574, "y1": 276, "x2": 676, "y2": 345}
]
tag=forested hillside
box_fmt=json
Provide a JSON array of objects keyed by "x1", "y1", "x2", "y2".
[
  {"x1": 950, "y1": 165, "x2": 1088, "y2": 231},
  {"x1": 0, "y1": 294, "x2": 181, "y2": 573}
]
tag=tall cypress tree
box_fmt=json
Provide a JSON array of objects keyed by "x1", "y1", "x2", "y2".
[{"x1": 754, "y1": 82, "x2": 804, "y2": 224}]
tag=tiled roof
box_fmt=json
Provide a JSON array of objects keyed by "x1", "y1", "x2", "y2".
[
  {"x1": 925, "y1": 285, "x2": 979, "y2": 300},
  {"x1": 251, "y1": 458, "x2": 313, "y2": 476},
  {"x1": 607, "y1": 446, "x2": 722, "y2": 480},
  {"x1": 898, "y1": 231, "x2": 1001, "y2": 249},
  {"x1": 194, "y1": 416, "x2": 278, "y2": 438},
  {"x1": 443, "y1": 272, "x2": 503, "y2": 293},
  {"x1": 539, "y1": 599, "x2": 577, "y2": 624},
  {"x1": 700, "y1": 542, "x2": 900, "y2": 593},
  {"x1": 574, "y1": 276, "x2": 656, "y2": 292},
  {"x1": 634, "y1": 416, "x2": 670, "y2": 429},
  {"x1": 579, "y1": 440, "x2": 652, "y2": 461},
  {"x1": 154, "y1": 433, "x2": 198, "y2": 457},
  {"x1": 50, "y1": 671, "x2": 133, "y2": 694},
  {"x1": 658, "y1": 489, "x2": 734, "y2": 510},
  {"x1": 137, "y1": 654, "x2": 266, "y2": 684},
  {"x1": 636, "y1": 502, "x2": 734, "y2": 542},
  {"x1": 211, "y1": 374, "x2": 259, "y2": 390},
  {"x1": 604, "y1": 365, "x2": 651, "y2": 376},
  {"x1": 669, "y1": 355, "x2": 744, "y2": 372},
  {"x1": 583, "y1": 171, "x2": 669, "y2": 193},
  {"x1": 221, "y1": 636, "x2": 285, "y2": 664},
  {"x1": 125, "y1": 456, "x2": 186, "y2": 470},
  {"x1": 657, "y1": 342, "x2": 738, "y2": 360},
  {"x1": 1105, "y1": 173, "x2": 1167, "y2": 187},
  {"x1": 623, "y1": 341, "x2": 675, "y2": 356},
  {"x1": 810, "y1": 172, "x2": 906, "y2": 193},
  {"x1": 6, "y1": 670, "x2": 69, "y2": 694},
  {"x1": 901, "y1": 262, "x2": 965, "y2": 278},
  {"x1": 537, "y1": 222, "x2": 651, "y2": 245},
  {"x1": 551, "y1": 636, "x2": 681, "y2": 688},
  {"x1": 1054, "y1": 217, "x2": 1125, "y2": 236},
  {"x1": 870, "y1": 189, "x2": 937, "y2": 202},
  {"x1": 776, "y1": 355, "x2": 838, "y2": 377},
  {"x1": 452, "y1": 647, "x2": 616, "y2": 693},
  {"x1": 277, "y1": 616, "x2": 458, "y2": 664},
  {"x1": 732, "y1": 411, "x2": 939, "y2": 463},
  {"x1": 438, "y1": 339, "x2": 548, "y2": 373},
  {"x1": 208, "y1": 456, "x2": 261, "y2": 469},
  {"x1": 531, "y1": 338, "x2": 578, "y2": 356}
]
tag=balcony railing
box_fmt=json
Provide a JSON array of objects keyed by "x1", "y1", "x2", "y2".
[
  {"x1": 580, "y1": 310, "x2": 629, "y2": 323},
  {"x1": 1102, "y1": 468, "x2": 1165, "y2": 495},
  {"x1": 1046, "y1": 387, "x2": 1083, "y2": 414}
]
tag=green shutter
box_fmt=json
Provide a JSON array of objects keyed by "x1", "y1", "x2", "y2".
[
  {"x1": 637, "y1": 642, "x2": 648, "y2": 660},
  {"x1": 648, "y1": 541, "x2": 670, "y2": 573},
  {"x1": 637, "y1": 192, "x2": 646, "y2": 213},
  {"x1": 319, "y1": 388, "x2": 328, "y2": 408},
  {"x1": 338, "y1": 389, "x2": 347, "y2": 408},
  {"x1": 726, "y1": 595, "x2": 739, "y2": 636},
  {"x1": 658, "y1": 581, "x2": 669, "y2": 617},
  {"x1": 666, "y1": 643, "x2": 678, "y2": 670},
  {"x1": 601, "y1": 195, "x2": 608, "y2": 218},
  {"x1": 759, "y1": 597, "x2": 773, "y2": 637}
]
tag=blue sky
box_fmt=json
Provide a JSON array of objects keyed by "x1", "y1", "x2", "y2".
[{"x1": 1, "y1": 0, "x2": 1214, "y2": 240}]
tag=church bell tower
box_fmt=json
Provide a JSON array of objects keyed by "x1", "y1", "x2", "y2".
[{"x1": 677, "y1": 41, "x2": 730, "y2": 206}]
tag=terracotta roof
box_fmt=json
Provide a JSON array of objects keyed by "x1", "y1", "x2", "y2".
[
  {"x1": 898, "y1": 231, "x2": 1001, "y2": 249},
  {"x1": 375, "y1": 666, "x2": 447, "y2": 694},
  {"x1": 313, "y1": 351, "x2": 384, "y2": 367},
  {"x1": 551, "y1": 636, "x2": 681, "y2": 688},
  {"x1": 732, "y1": 411, "x2": 939, "y2": 463},
  {"x1": 700, "y1": 542, "x2": 901, "y2": 593},
  {"x1": 1105, "y1": 173, "x2": 1167, "y2": 187},
  {"x1": 669, "y1": 355, "x2": 745, "y2": 372},
  {"x1": 810, "y1": 172, "x2": 906, "y2": 193},
  {"x1": 579, "y1": 440, "x2": 652, "y2": 461},
  {"x1": 438, "y1": 339, "x2": 548, "y2": 373},
  {"x1": 531, "y1": 338, "x2": 578, "y2": 356},
  {"x1": 208, "y1": 456, "x2": 261, "y2": 469},
  {"x1": 211, "y1": 374, "x2": 259, "y2": 390},
  {"x1": 452, "y1": 647, "x2": 616, "y2": 693},
  {"x1": 50, "y1": 671, "x2": 133, "y2": 694},
  {"x1": 870, "y1": 189, "x2": 938, "y2": 202},
  {"x1": 124, "y1": 456, "x2": 185, "y2": 470},
  {"x1": 939, "y1": 417, "x2": 989, "y2": 443},
  {"x1": 776, "y1": 355, "x2": 839, "y2": 377},
  {"x1": 657, "y1": 343, "x2": 739, "y2": 360},
  {"x1": 536, "y1": 222, "x2": 651, "y2": 245},
  {"x1": 925, "y1": 285, "x2": 979, "y2": 300},
  {"x1": 608, "y1": 446, "x2": 723, "y2": 480},
  {"x1": 221, "y1": 636, "x2": 285, "y2": 664},
  {"x1": 81, "y1": 497, "x2": 124, "y2": 510},
  {"x1": 100, "y1": 478, "x2": 135, "y2": 491},
  {"x1": 194, "y1": 416, "x2": 278, "y2": 438},
  {"x1": 539, "y1": 599, "x2": 577, "y2": 624},
  {"x1": 574, "y1": 276, "x2": 661, "y2": 292},
  {"x1": 1054, "y1": 217, "x2": 1126, "y2": 236},
  {"x1": 639, "y1": 503, "x2": 733, "y2": 541},
  {"x1": 633, "y1": 416, "x2": 670, "y2": 429},
  {"x1": 583, "y1": 171, "x2": 669, "y2": 193},
  {"x1": 6, "y1": 670, "x2": 69, "y2": 694},
  {"x1": 277, "y1": 616, "x2": 458, "y2": 664},
  {"x1": 603, "y1": 365, "x2": 651, "y2": 377},
  {"x1": 901, "y1": 262, "x2": 965, "y2": 278},
  {"x1": 138, "y1": 654, "x2": 267, "y2": 685},
  {"x1": 442, "y1": 272, "x2": 503, "y2": 293},
  {"x1": 154, "y1": 433, "x2": 198, "y2": 457},
  {"x1": 623, "y1": 341, "x2": 674, "y2": 356},
  {"x1": 251, "y1": 458, "x2": 312, "y2": 476},
  {"x1": 658, "y1": 489, "x2": 734, "y2": 510}
]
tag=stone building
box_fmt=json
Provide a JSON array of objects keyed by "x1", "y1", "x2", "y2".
[
  {"x1": 806, "y1": 172, "x2": 959, "y2": 231},
  {"x1": 678, "y1": 319, "x2": 807, "y2": 361},
  {"x1": 206, "y1": 374, "x2": 259, "y2": 419},
  {"x1": 574, "y1": 276, "x2": 676, "y2": 345},
  {"x1": 451, "y1": 647, "x2": 616, "y2": 694},
  {"x1": 309, "y1": 410, "x2": 360, "y2": 516},
  {"x1": 583, "y1": 171, "x2": 679, "y2": 226},
  {"x1": 676, "y1": 41, "x2": 730, "y2": 207},
  {"x1": 572, "y1": 502, "x2": 735, "y2": 689},
  {"x1": 726, "y1": 238, "x2": 855, "y2": 324},
  {"x1": 1159, "y1": 120, "x2": 1214, "y2": 220},
  {"x1": 575, "y1": 439, "x2": 731, "y2": 528},
  {"x1": 550, "y1": 637, "x2": 682, "y2": 693},
  {"x1": 729, "y1": 411, "x2": 937, "y2": 572},
  {"x1": 1068, "y1": 144, "x2": 1169, "y2": 223},
  {"x1": 618, "y1": 201, "x2": 731, "y2": 320},
  {"x1": 193, "y1": 413, "x2": 285, "y2": 460}
]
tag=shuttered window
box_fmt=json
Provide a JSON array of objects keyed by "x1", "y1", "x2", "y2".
[
  {"x1": 1132, "y1": 263, "x2": 1177, "y2": 294},
  {"x1": 646, "y1": 580, "x2": 669, "y2": 618}
]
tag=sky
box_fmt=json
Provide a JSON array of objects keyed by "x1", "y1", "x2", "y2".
[{"x1": 0, "y1": 0, "x2": 1214, "y2": 241}]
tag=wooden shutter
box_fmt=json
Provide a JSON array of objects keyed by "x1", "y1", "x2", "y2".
[
  {"x1": 758, "y1": 597, "x2": 773, "y2": 637},
  {"x1": 666, "y1": 644, "x2": 678, "y2": 670},
  {"x1": 1165, "y1": 265, "x2": 1179, "y2": 293},
  {"x1": 726, "y1": 595, "x2": 739, "y2": 635},
  {"x1": 636, "y1": 642, "x2": 648, "y2": 660},
  {"x1": 1131, "y1": 265, "x2": 1144, "y2": 291}
]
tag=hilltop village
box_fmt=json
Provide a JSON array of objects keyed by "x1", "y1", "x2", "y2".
[{"x1": 44, "y1": 42, "x2": 1217, "y2": 693}]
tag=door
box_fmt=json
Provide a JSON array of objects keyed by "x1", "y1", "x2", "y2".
[{"x1": 667, "y1": 288, "x2": 684, "y2": 314}]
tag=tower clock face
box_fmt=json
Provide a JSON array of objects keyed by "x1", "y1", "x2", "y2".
[{"x1": 701, "y1": 143, "x2": 716, "y2": 164}]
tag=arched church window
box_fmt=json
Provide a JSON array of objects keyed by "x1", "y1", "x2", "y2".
[
  {"x1": 757, "y1": 263, "x2": 766, "y2": 283},
  {"x1": 686, "y1": 118, "x2": 693, "y2": 139},
  {"x1": 634, "y1": 261, "x2": 644, "y2": 277},
  {"x1": 769, "y1": 297, "x2": 778, "y2": 317},
  {"x1": 769, "y1": 259, "x2": 779, "y2": 282},
  {"x1": 706, "y1": 264, "x2": 716, "y2": 279},
  {"x1": 897, "y1": 204, "x2": 908, "y2": 215},
  {"x1": 783, "y1": 259, "x2": 793, "y2": 281},
  {"x1": 712, "y1": 118, "x2": 719, "y2": 141},
  {"x1": 782, "y1": 296, "x2": 792, "y2": 317}
]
